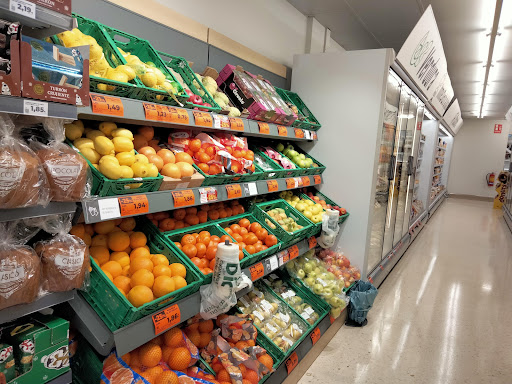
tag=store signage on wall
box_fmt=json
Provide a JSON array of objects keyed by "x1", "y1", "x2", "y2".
[
  {"x1": 430, "y1": 73, "x2": 454, "y2": 115},
  {"x1": 443, "y1": 99, "x2": 463, "y2": 134},
  {"x1": 494, "y1": 124, "x2": 502, "y2": 134}
]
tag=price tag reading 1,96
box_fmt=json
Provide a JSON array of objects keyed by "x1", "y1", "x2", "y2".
[
  {"x1": 249, "y1": 262, "x2": 264, "y2": 281},
  {"x1": 278, "y1": 126, "x2": 288, "y2": 136},
  {"x1": 226, "y1": 184, "x2": 242, "y2": 199},
  {"x1": 152, "y1": 304, "x2": 181, "y2": 335},
  {"x1": 311, "y1": 327, "x2": 321, "y2": 345},
  {"x1": 90, "y1": 94, "x2": 124, "y2": 116},
  {"x1": 172, "y1": 190, "x2": 195, "y2": 208},
  {"x1": 258, "y1": 122, "x2": 270, "y2": 134},
  {"x1": 267, "y1": 180, "x2": 278, "y2": 192},
  {"x1": 229, "y1": 117, "x2": 244, "y2": 131},
  {"x1": 193, "y1": 111, "x2": 213, "y2": 127},
  {"x1": 288, "y1": 245, "x2": 299, "y2": 260},
  {"x1": 118, "y1": 195, "x2": 149, "y2": 216},
  {"x1": 286, "y1": 352, "x2": 299, "y2": 374}
]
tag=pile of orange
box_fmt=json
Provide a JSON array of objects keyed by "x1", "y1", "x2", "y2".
[
  {"x1": 70, "y1": 218, "x2": 188, "y2": 308},
  {"x1": 183, "y1": 319, "x2": 214, "y2": 349},
  {"x1": 148, "y1": 200, "x2": 245, "y2": 232},
  {"x1": 223, "y1": 217, "x2": 278, "y2": 255}
]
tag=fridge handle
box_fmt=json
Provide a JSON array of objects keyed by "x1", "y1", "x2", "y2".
[
  {"x1": 407, "y1": 156, "x2": 414, "y2": 175},
  {"x1": 388, "y1": 155, "x2": 396, "y2": 180}
]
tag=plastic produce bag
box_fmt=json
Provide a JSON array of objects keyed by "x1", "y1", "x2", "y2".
[
  {"x1": 0, "y1": 113, "x2": 49, "y2": 208},
  {"x1": 318, "y1": 209, "x2": 340, "y2": 248},
  {"x1": 347, "y1": 280, "x2": 378, "y2": 325},
  {"x1": 32, "y1": 213, "x2": 90, "y2": 294},
  {"x1": 101, "y1": 350, "x2": 150, "y2": 384}
]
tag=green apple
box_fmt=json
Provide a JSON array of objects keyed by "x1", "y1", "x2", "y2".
[
  {"x1": 296, "y1": 269, "x2": 305, "y2": 278},
  {"x1": 303, "y1": 210, "x2": 313, "y2": 219},
  {"x1": 312, "y1": 214, "x2": 323, "y2": 224},
  {"x1": 322, "y1": 288, "x2": 333, "y2": 299},
  {"x1": 308, "y1": 271, "x2": 317, "y2": 279},
  {"x1": 304, "y1": 277, "x2": 316, "y2": 286},
  {"x1": 298, "y1": 159, "x2": 307, "y2": 168},
  {"x1": 276, "y1": 143, "x2": 285, "y2": 151},
  {"x1": 313, "y1": 284, "x2": 324, "y2": 295},
  {"x1": 305, "y1": 158, "x2": 313, "y2": 167},
  {"x1": 295, "y1": 202, "x2": 306, "y2": 212},
  {"x1": 313, "y1": 267, "x2": 322, "y2": 275},
  {"x1": 303, "y1": 262, "x2": 314, "y2": 273},
  {"x1": 291, "y1": 195, "x2": 300, "y2": 202},
  {"x1": 298, "y1": 153, "x2": 306, "y2": 160}
]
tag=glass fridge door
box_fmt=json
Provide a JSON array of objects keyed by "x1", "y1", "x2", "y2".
[
  {"x1": 367, "y1": 71, "x2": 401, "y2": 273},
  {"x1": 381, "y1": 84, "x2": 411, "y2": 258}
]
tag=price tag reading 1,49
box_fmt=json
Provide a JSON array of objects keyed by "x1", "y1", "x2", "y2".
[
  {"x1": 118, "y1": 195, "x2": 149, "y2": 217},
  {"x1": 90, "y1": 94, "x2": 124, "y2": 116},
  {"x1": 286, "y1": 352, "x2": 299, "y2": 374},
  {"x1": 249, "y1": 262, "x2": 264, "y2": 281},
  {"x1": 172, "y1": 190, "x2": 195, "y2": 208},
  {"x1": 152, "y1": 304, "x2": 181, "y2": 335},
  {"x1": 267, "y1": 180, "x2": 278, "y2": 192},
  {"x1": 193, "y1": 111, "x2": 213, "y2": 127},
  {"x1": 278, "y1": 126, "x2": 288, "y2": 136},
  {"x1": 226, "y1": 184, "x2": 242, "y2": 199}
]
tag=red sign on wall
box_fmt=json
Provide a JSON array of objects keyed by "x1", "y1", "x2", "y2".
[{"x1": 494, "y1": 124, "x2": 502, "y2": 134}]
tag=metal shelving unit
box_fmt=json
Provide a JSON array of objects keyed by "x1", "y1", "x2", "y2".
[
  {"x1": 0, "y1": 202, "x2": 78, "y2": 223},
  {"x1": 0, "y1": 95, "x2": 77, "y2": 119}
]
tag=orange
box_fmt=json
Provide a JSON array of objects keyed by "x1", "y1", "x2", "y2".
[
  {"x1": 70, "y1": 224, "x2": 85, "y2": 237},
  {"x1": 120, "y1": 352, "x2": 131, "y2": 365},
  {"x1": 94, "y1": 220, "x2": 116, "y2": 235},
  {"x1": 239, "y1": 364, "x2": 247, "y2": 377},
  {"x1": 265, "y1": 235, "x2": 277, "y2": 247},
  {"x1": 211, "y1": 363, "x2": 223, "y2": 373},
  {"x1": 171, "y1": 276, "x2": 187, "y2": 290},
  {"x1": 209, "y1": 259, "x2": 216, "y2": 270},
  {"x1": 130, "y1": 232, "x2": 147, "y2": 248},
  {"x1": 152, "y1": 276, "x2": 175, "y2": 298},
  {"x1": 232, "y1": 233, "x2": 243, "y2": 243},
  {"x1": 101, "y1": 261, "x2": 122, "y2": 278},
  {"x1": 239, "y1": 227, "x2": 248, "y2": 236},
  {"x1": 191, "y1": 257, "x2": 201, "y2": 268},
  {"x1": 195, "y1": 243, "x2": 206, "y2": 258},
  {"x1": 257, "y1": 354, "x2": 273, "y2": 370},
  {"x1": 184, "y1": 215, "x2": 199, "y2": 226},
  {"x1": 162, "y1": 345, "x2": 174, "y2": 362},
  {"x1": 127, "y1": 285, "x2": 154, "y2": 307},
  {"x1": 151, "y1": 254, "x2": 170, "y2": 266},
  {"x1": 244, "y1": 369, "x2": 258, "y2": 384},
  {"x1": 139, "y1": 343, "x2": 162, "y2": 368},
  {"x1": 164, "y1": 328, "x2": 184, "y2": 347},
  {"x1": 255, "y1": 228, "x2": 268, "y2": 241},
  {"x1": 219, "y1": 235, "x2": 231, "y2": 243},
  {"x1": 110, "y1": 251, "x2": 130, "y2": 267},
  {"x1": 84, "y1": 224, "x2": 94, "y2": 236},
  {"x1": 131, "y1": 247, "x2": 151, "y2": 260},
  {"x1": 182, "y1": 244, "x2": 197, "y2": 259},
  {"x1": 130, "y1": 268, "x2": 154, "y2": 288},
  {"x1": 107, "y1": 231, "x2": 130, "y2": 252},
  {"x1": 113, "y1": 275, "x2": 131, "y2": 294},
  {"x1": 208, "y1": 210, "x2": 219, "y2": 220},
  {"x1": 167, "y1": 347, "x2": 191, "y2": 370},
  {"x1": 189, "y1": 139, "x2": 202, "y2": 153},
  {"x1": 180, "y1": 234, "x2": 196, "y2": 246},
  {"x1": 205, "y1": 246, "x2": 217, "y2": 261},
  {"x1": 198, "y1": 234, "x2": 211, "y2": 246},
  {"x1": 198, "y1": 258, "x2": 208, "y2": 269},
  {"x1": 103, "y1": 270, "x2": 113, "y2": 282},
  {"x1": 119, "y1": 217, "x2": 136, "y2": 231},
  {"x1": 153, "y1": 265, "x2": 172, "y2": 278},
  {"x1": 155, "y1": 371, "x2": 179, "y2": 384},
  {"x1": 198, "y1": 332, "x2": 211, "y2": 348},
  {"x1": 249, "y1": 222, "x2": 262, "y2": 233},
  {"x1": 173, "y1": 209, "x2": 186, "y2": 221},
  {"x1": 242, "y1": 380, "x2": 253, "y2": 384},
  {"x1": 245, "y1": 245, "x2": 255, "y2": 254},
  {"x1": 198, "y1": 319, "x2": 213, "y2": 333},
  {"x1": 90, "y1": 246, "x2": 110, "y2": 265},
  {"x1": 130, "y1": 349, "x2": 141, "y2": 367},
  {"x1": 235, "y1": 341, "x2": 249, "y2": 350},
  {"x1": 141, "y1": 366, "x2": 162, "y2": 383},
  {"x1": 121, "y1": 265, "x2": 130, "y2": 276},
  {"x1": 91, "y1": 234, "x2": 108, "y2": 247},
  {"x1": 229, "y1": 224, "x2": 241, "y2": 234},
  {"x1": 246, "y1": 340, "x2": 255, "y2": 347},
  {"x1": 131, "y1": 257, "x2": 154, "y2": 274},
  {"x1": 217, "y1": 370, "x2": 230, "y2": 382},
  {"x1": 245, "y1": 233, "x2": 258, "y2": 245},
  {"x1": 187, "y1": 330, "x2": 201, "y2": 347},
  {"x1": 197, "y1": 211, "x2": 208, "y2": 223},
  {"x1": 239, "y1": 218, "x2": 250, "y2": 228},
  {"x1": 170, "y1": 263, "x2": 186, "y2": 278}
]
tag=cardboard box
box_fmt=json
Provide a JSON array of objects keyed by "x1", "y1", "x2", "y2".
[
  {"x1": 32, "y1": 0, "x2": 72, "y2": 16},
  {"x1": 0, "y1": 20, "x2": 21, "y2": 97},
  {"x1": 3, "y1": 314, "x2": 70, "y2": 384},
  {"x1": 158, "y1": 170, "x2": 204, "y2": 191}
]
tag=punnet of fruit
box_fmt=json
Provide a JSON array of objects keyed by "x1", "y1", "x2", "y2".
[
  {"x1": 300, "y1": 188, "x2": 347, "y2": 217},
  {"x1": 280, "y1": 191, "x2": 324, "y2": 224}
]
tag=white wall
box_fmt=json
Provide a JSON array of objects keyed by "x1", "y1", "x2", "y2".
[
  {"x1": 448, "y1": 119, "x2": 511, "y2": 198},
  {"x1": 155, "y1": 0, "x2": 344, "y2": 67}
]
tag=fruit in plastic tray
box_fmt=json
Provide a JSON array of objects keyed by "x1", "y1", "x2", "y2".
[
  {"x1": 280, "y1": 191, "x2": 324, "y2": 224},
  {"x1": 266, "y1": 207, "x2": 303, "y2": 233},
  {"x1": 261, "y1": 146, "x2": 296, "y2": 169},
  {"x1": 281, "y1": 144, "x2": 317, "y2": 169}
]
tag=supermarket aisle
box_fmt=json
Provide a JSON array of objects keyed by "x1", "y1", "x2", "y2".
[{"x1": 299, "y1": 198, "x2": 512, "y2": 384}]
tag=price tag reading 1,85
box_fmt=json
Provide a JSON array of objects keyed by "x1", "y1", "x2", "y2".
[
  {"x1": 249, "y1": 262, "x2": 264, "y2": 281},
  {"x1": 311, "y1": 327, "x2": 321, "y2": 345},
  {"x1": 258, "y1": 122, "x2": 270, "y2": 134},
  {"x1": 172, "y1": 190, "x2": 195, "y2": 208},
  {"x1": 118, "y1": 195, "x2": 149, "y2": 216},
  {"x1": 314, "y1": 175, "x2": 322, "y2": 185},
  {"x1": 267, "y1": 180, "x2": 278, "y2": 192},
  {"x1": 288, "y1": 245, "x2": 299, "y2": 260},
  {"x1": 286, "y1": 352, "x2": 299, "y2": 374},
  {"x1": 193, "y1": 111, "x2": 213, "y2": 127},
  {"x1": 226, "y1": 184, "x2": 242, "y2": 199},
  {"x1": 229, "y1": 117, "x2": 244, "y2": 131},
  {"x1": 90, "y1": 94, "x2": 124, "y2": 116},
  {"x1": 278, "y1": 126, "x2": 288, "y2": 136},
  {"x1": 152, "y1": 304, "x2": 181, "y2": 335}
]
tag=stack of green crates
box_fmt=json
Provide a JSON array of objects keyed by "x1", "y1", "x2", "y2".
[{"x1": 275, "y1": 88, "x2": 321, "y2": 131}]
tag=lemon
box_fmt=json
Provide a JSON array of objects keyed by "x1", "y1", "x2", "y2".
[
  {"x1": 89, "y1": 44, "x2": 103, "y2": 61},
  {"x1": 134, "y1": 154, "x2": 149, "y2": 164},
  {"x1": 146, "y1": 163, "x2": 159, "y2": 177},
  {"x1": 128, "y1": 183, "x2": 143, "y2": 189},
  {"x1": 65, "y1": 122, "x2": 84, "y2": 140},
  {"x1": 99, "y1": 162, "x2": 122, "y2": 180},
  {"x1": 160, "y1": 80, "x2": 176, "y2": 94},
  {"x1": 125, "y1": 55, "x2": 142, "y2": 65},
  {"x1": 153, "y1": 68, "x2": 166, "y2": 85},
  {"x1": 97, "y1": 83, "x2": 108, "y2": 91},
  {"x1": 80, "y1": 148, "x2": 101, "y2": 164},
  {"x1": 94, "y1": 136, "x2": 115, "y2": 155},
  {"x1": 113, "y1": 137, "x2": 134, "y2": 153},
  {"x1": 86, "y1": 130, "x2": 106, "y2": 140},
  {"x1": 116, "y1": 65, "x2": 136, "y2": 81},
  {"x1": 118, "y1": 47, "x2": 128, "y2": 57},
  {"x1": 111, "y1": 128, "x2": 134, "y2": 140},
  {"x1": 74, "y1": 138, "x2": 94, "y2": 150},
  {"x1": 120, "y1": 165, "x2": 134, "y2": 179},
  {"x1": 140, "y1": 72, "x2": 157, "y2": 88},
  {"x1": 92, "y1": 164, "x2": 99, "y2": 170},
  {"x1": 131, "y1": 162, "x2": 149, "y2": 178},
  {"x1": 99, "y1": 122, "x2": 117, "y2": 136},
  {"x1": 107, "y1": 69, "x2": 129, "y2": 84},
  {"x1": 99, "y1": 155, "x2": 119, "y2": 165},
  {"x1": 116, "y1": 152, "x2": 136, "y2": 166}
]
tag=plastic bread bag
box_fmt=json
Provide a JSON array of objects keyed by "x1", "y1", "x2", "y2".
[
  {"x1": 0, "y1": 113, "x2": 50, "y2": 208},
  {"x1": 32, "y1": 213, "x2": 90, "y2": 294},
  {"x1": 0, "y1": 220, "x2": 41, "y2": 310},
  {"x1": 27, "y1": 117, "x2": 91, "y2": 202}
]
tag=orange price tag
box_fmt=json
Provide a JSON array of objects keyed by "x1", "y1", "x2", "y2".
[
  {"x1": 258, "y1": 122, "x2": 270, "y2": 134},
  {"x1": 225, "y1": 184, "x2": 242, "y2": 199},
  {"x1": 249, "y1": 262, "x2": 264, "y2": 281},
  {"x1": 294, "y1": 128, "x2": 304, "y2": 138},
  {"x1": 152, "y1": 304, "x2": 181, "y2": 335},
  {"x1": 169, "y1": 107, "x2": 190, "y2": 125},
  {"x1": 143, "y1": 103, "x2": 173, "y2": 122},
  {"x1": 193, "y1": 111, "x2": 213, "y2": 127},
  {"x1": 308, "y1": 236, "x2": 317, "y2": 249},
  {"x1": 313, "y1": 132, "x2": 318, "y2": 140},
  {"x1": 330, "y1": 315, "x2": 335, "y2": 324},
  {"x1": 172, "y1": 190, "x2": 195, "y2": 208},
  {"x1": 286, "y1": 178, "x2": 297, "y2": 189},
  {"x1": 288, "y1": 245, "x2": 299, "y2": 260},
  {"x1": 278, "y1": 126, "x2": 288, "y2": 136},
  {"x1": 285, "y1": 352, "x2": 299, "y2": 374},
  {"x1": 314, "y1": 175, "x2": 322, "y2": 185},
  {"x1": 118, "y1": 195, "x2": 149, "y2": 217},
  {"x1": 267, "y1": 180, "x2": 278, "y2": 192},
  {"x1": 90, "y1": 94, "x2": 123, "y2": 116},
  {"x1": 310, "y1": 327, "x2": 321, "y2": 345},
  {"x1": 229, "y1": 117, "x2": 244, "y2": 131},
  {"x1": 302, "y1": 176, "x2": 310, "y2": 187}
]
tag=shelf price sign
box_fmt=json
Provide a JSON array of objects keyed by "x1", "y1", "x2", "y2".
[
  {"x1": 278, "y1": 126, "x2": 288, "y2": 136},
  {"x1": 249, "y1": 262, "x2": 264, "y2": 281},
  {"x1": 294, "y1": 128, "x2": 304, "y2": 138},
  {"x1": 169, "y1": 107, "x2": 190, "y2": 125},
  {"x1": 267, "y1": 180, "x2": 278, "y2": 192},
  {"x1": 301, "y1": 176, "x2": 310, "y2": 187},
  {"x1": 286, "y1": 178, "x2": 297, "y2": 189},
  {"x1": 285, "y1": 352, "x2": 299, "y2": 374},
  {"x1": 308, "y1": 236, "x2": 317, "y2": 249},
  {"x1": 143, "y1": 103, "x2": 168, "y2": 122},
  {"x1": 172, "y1": 190, "x2": 195, "y2": 208},
  {"x1": 225, "y1": 184, "x2": 242, "y2": 199},
  {"x1": 24, "y1": 100, "x2": 48, "y2": 117},
  {"x1": 10, "y1": 0, "x2": 36, "y2": 19},
  {"x1": 152, "y1": 304, "x2": 181, "y2": 335},
  {"x1": 199, "y1": 187, "x2": 218, "y2": 204},
  {"x1": 229, "y1": 117, "x2": 244, "y2": 131},
  {"x1": 288, "y1": 245, "x2": 299, "y2": 260},
  {"x1": 193, "y1": 111, "x2": 213, "y2": 127},
  {"x1": 90, "y1": 94, "x2": 124, "y2": 116},
  {"x1": 310, "y1": 327, "x2": 321, "y2": 345},
  {"x1": 213, "y1": 114, "x2": 231, "y2": 129},
  {"x1": 313, "y1": 175, "x2": 322, "y2": 185},
  {"x1": 258, "y1": 122, "x2": 270, "y2": 134},
  {"x1": 118, "y1": 195, "x2": 149, "y2": 216}
]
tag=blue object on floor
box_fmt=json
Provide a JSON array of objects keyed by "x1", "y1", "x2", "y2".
[{"x1": 347, "y1": 280, "x2": 378, "y2": 325}]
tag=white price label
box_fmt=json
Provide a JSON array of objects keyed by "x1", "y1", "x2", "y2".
[
  {"x1": 253, "y1": 310, "x2": 264, "y2": 321},
  {"x1": 98, "y1": 198, "x2": 120, "y2": 220},
  {"x1": 317, "y1": 278, "x2": 328, "y2": 287},
  {"x1": 305, "y1": 306, "x2": 315, "y2": 315},
  {"x1": 260, "y1": 300, "x2": 272, "y2": 312},
  {"x1": 268, "y1": 256, "x2": 278, "y2": 271},
  {"x1": 10, "y1": 0, "x2": 36, "y2": 18},
  {"x1": 213, "y1": 114, "x2": 230, "y2": 129},
  {"x1": 199, "y1": 187, "x2": 218, "y2": 204},
  {"x1": 277, "y1": 250, "x2": 289, "y2": 266},
  {"x1": 286, "y1": 290, "x2": 296, "y2": 297},
  {"x1": 245, "y1": 182, "x2": 258, "y2": 196},
  {"x1": 301, "y1": 311, "x2": 310, "y2": 319},
  {"x1": 23, "y1": 100, "x2": 48, "y2": 116},
  {"x1": 304, "y1": 130, "x2": 313, "y2": 140},
  {"x1": 239, "y1": 296, "x2": 250, "y2": 307},
  {"x1": 269, "y1": 273, "x2": 279, "y2": 280}
]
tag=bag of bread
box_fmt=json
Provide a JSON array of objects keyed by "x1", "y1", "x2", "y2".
[
  {"x1": 27, "y1": 118, "x2": 91, "y2": 202},
  {"x1": 0, "y1": 220, "x2": 41, "y2": 310},
  {"x1": 0, "y1": 113, "x2": 50, "y2": 208},
  {"x1": 33, "y1": 214, "x2": 90, "y2": 293}
]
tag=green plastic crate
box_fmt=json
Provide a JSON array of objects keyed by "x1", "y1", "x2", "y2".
[
  {"x1": 252, "y1": 149, "x2": 297, "y2": 179},
  {"x1": 97, "y1": 23, "x2": 189, "y2": 106},
  {"x1": 252, "y1": 199, "x2": 313, "y2": 245},
  {"x1": 278, "y1": 143, "x2": 326, "y2": 176},
  {"x1": 80, "y1": 236, "x2": 203, "y2": 332},
  {"x1": 301, "y1": 188, "x2": 349, "y2": 225},
  {"x1": 216, "y1": 213, "x2": 283, "y2": 268},
  {"x1": 275, "y1": 88, "x2": 321, "y2": 131},
  {"x1": 157, "y1": 51, "x2": 221, "y2": 113},
  {"x1": 194, "y1": 163, "x2": 246, "y2": 186},
  {"x1": 71, "y1": 335, "x2": 103, "y2": 384},
  {"x1": 66, "y1": 140, "x2": 163, "y2": 196},
  {"x1": 253, "y1": 152, "x2": 282, "y2": 180}
]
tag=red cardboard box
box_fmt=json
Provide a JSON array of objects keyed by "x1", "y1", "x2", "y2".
[{"x1": 31, "y1": 0, "x2": 72, "y2": 16}]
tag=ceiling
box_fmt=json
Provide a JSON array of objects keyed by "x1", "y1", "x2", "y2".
[{"x1": 287, "y1": 0, "x2": 512, "y2": 119}]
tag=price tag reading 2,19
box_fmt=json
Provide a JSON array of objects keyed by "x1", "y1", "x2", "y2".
[
  {"x1": 152, "y1": 304, "x2": 181, "y2": 335},
  {"x1": 288, "y1": 245, "x2": 299, "y2": 260},
  {"x1": 308, "y1": 236, "x2": 317, "y2": 249},
  {"x1": 172, "y1": 190, "x2": 195, "y2": 208},
  {"x1": 118, "y1": 195, "x2": 149, "y2": 216},
  {"x1": 10, "y1": 0, "x2": 36, "y2": 19},
  {"x1": 229, "y1": 117, "x2": 244, "y2": 131},
  {"x1": 225, "y1": 184, "x2": 242, "y2": 199},
  {"x1": 278, "y1": 126, "x2": 288, "y2": 136},
  {"x1": 302, "y1": 176, "x2": 311, "y2": 187},
  {"x1": 90, "y1": 94, "x2": 124, "y2": 116},
  {"x1": 310, "y1": 327, "x2": 321, "y2": 345},
  {"x1": 314, "y1": 175, "x2": 322, "y2": 185},
  {"x1": 249, "y1": 262, "x2": 264, "y2": 281},
  {"x1": 258, "y1": 122, "x2": 270, "y2": 134},
  {"x1": 286, "y1": 352, "x2": 299, "y2": 374},
  {"x1": 193, "y1": 111, "x2": 213, "y2": 127},
  {"x1": 294, "y1": 128, "x2": 304, "y2": 138},
  {"x1": 267, "y1": 180, "x2": 278, "y2": 192}
]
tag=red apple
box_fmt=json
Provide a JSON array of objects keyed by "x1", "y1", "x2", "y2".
[{"x1": 190, "y1": 94, "x2": 203, "y2": 105}]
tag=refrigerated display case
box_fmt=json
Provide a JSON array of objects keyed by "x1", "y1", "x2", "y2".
[{"x1": 428, "y1": 125, "x2": 453, "y2": 216}]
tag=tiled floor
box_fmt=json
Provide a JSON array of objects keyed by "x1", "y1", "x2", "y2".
[{"x1": 298, "y1": 198, "x2": 512, "y2": 384}]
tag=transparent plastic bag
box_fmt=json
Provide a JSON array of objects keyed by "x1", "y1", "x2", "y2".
[
  {"x1": 0, "y1": 220, "x2": 41, "y2": 310},
  {"x1": 0, "y1": 113, "x2": 49, "y2": 208},
  {"x1": 101, "y1": 350, "x2": 150, "y2": 384},
  {"x1": 32, "y1": 213, "x2": 90, "y2": 294}
]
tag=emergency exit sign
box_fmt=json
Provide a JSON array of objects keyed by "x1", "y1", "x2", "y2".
[{"x1": 494, "y1": 124, "x2": 502, "y2": 133}]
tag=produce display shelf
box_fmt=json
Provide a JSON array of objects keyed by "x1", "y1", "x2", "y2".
[
  {"x1": 0, "y1": 202, "x2": 78, "y2": 223},
  {"x1": 78, "y1": 94, "x2": 317, "y2": 143},
  {"x1": 69, "y1": 236, "x2": 318, "y2": 356},
  {"x1": 47, "y1": 370, "x2": 72, "y2": 384},
  {"x1": 0, "y1": 95, "x2": 77, "y2": 119},
  {"x1": 0, "y1": 290, "x2": 75, "y2": 325},
  {"x1": 0, "y1": 0, "x2": 74, "y2": 38},
  {"x1": 81, "y1": 174, "x2": 323, "y2": 224}
]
